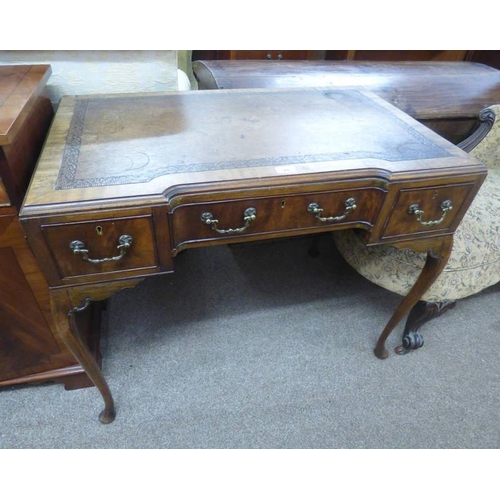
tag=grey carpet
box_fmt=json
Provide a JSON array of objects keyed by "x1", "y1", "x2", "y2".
[{"x1": 1, "y1": 234, "x2": 499, "y2": 448}]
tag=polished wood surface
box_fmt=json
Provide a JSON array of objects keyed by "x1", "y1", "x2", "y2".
[
  {"x1": 0, "y1": 65, "x2": 54, "y2": 209},
  {"x1": 0, "y1": 65, "x2": 51, "y2": 146},
  {"x1": 192, "y1": 61, "x2": 500, "y2": 144},
  {"x1": 171, "y1": 184, "x2": 385, "y2": 252},
  {"x1": 0, "y1": 64, "x2": 101, "y2": 390},
  {"x1": 20, "y1": 88, "x2": 487, "y2": 422}
]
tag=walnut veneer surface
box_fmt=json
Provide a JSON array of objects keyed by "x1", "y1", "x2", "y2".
[
  {"x1": 0, "y1": 64, "x2": 100, "y2": 390},
  {"x1": 20, "y1": 87, "x2": 487, "y2": 423}
]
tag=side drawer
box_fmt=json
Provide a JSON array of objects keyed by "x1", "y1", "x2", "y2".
[
  {"x1": 381, "y1": 181, "x2": 476, "y2": 239},
  {"x1": 42, "y1": 215, "x2": 158, "y2": 279},
  {"x1": 172, "y1": 187, "x2": 385, "y2": 248}
]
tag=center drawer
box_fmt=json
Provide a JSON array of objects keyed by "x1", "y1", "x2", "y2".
[{"x1": 171, "y1": 187, "x2": 385, "y2": 248}]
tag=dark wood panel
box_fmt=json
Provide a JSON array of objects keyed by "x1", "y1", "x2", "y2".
[
  {"x1": 345, "y1": 50, "x2": 469, "y2": 61},
  {"x1": 0, "y1": 245, "x2": 58, "y2": 376},
  {"x1": 467, "y1": 50, "x2": 500, "y2": 69},
  {"x1": 192, "y1": 50, "x2": 324, "y2": 61},
  {"x1": 192, "y1": 50, "x2": 470, "y2": 62},
  {"x1": 227, "y1": 50, "x2": 310, "y2": 60}
]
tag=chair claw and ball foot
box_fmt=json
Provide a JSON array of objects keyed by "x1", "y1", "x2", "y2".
[
  {"x1": 394, "y1": 300, "x2": 456, "y2": 355},
  {"x1": 395, "y1": 332, "x2": 425, "y2": 355},
  {"x1": 99, "y1": 407, "x2": 116, "y2": 424}
]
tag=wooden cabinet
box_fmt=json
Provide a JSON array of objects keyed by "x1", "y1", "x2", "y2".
[
  {"x1": 192, "y1": 50, "x2": 471, "y2": 62},
  {"x1": 0, "y1": 65, "x2": 101, "y2": 390},
  {"x1": 325, "y1": 50, "x2": 471, "y2": 61},
  {"x1": 224, "y1": 50, "x2": 325, "y2": 60}
]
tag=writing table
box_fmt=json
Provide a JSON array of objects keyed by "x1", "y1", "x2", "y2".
[{"x1": 20, "y1": 88, "x2": 487, "y2": 423}]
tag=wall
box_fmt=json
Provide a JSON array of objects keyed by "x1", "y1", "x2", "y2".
[{"x1": 0, "y1": 50, "x2": 189, "y2": 107}]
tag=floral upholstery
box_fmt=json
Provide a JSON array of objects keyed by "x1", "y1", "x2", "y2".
[{"x1": 333, "y1": 105, "x2": 500, "y2": 302}]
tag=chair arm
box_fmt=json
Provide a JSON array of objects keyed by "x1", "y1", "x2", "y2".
[{"x1": 458, "y1": 107, "x2": 496, "y2": 152}]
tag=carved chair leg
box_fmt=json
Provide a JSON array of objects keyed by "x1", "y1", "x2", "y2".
[
  {"x1": 394, "y1": 300, "x2": 457, "y2": 355},
  {"x1": 374, "y1": 236, "x2": 453, "y2": 360},
  {"x1": 307, "y1": 234, "x2": 321, "y2": 257},
  {"x1": 50, "y1": 289, "x2": 116, "y2": 424}
]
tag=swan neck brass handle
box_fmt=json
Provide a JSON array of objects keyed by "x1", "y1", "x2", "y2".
[
  {"x1": 201, "y1": 207, "x2": 257, "y2": 235},
  {"x1": 69, "y1": 234, "x2": 133, "y2": 264},
  {"x1": 308, "y1": 197, "x2": 357, "y2": 222},
  {"x1": 408, "y1": 200, "x2": 453, "y2": 227}
]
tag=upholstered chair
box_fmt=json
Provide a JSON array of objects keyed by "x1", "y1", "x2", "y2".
[{"x1": 333, "y1": 105, "x2": 500, "y2": 354}]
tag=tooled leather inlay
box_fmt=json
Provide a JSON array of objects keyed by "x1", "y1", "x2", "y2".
[{"x1": 55, "y1": 90, "x2": 450, "y2": 190}]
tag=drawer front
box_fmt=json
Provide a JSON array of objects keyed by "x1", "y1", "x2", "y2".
[
  {"x1": 172, "y1": 188, "x2": 384, "y2": 248},
  {"x1": 42, "y1": 216, "x2": 158, "y2": 279},
  {"x1": 382, "y1": 182, "x2": 475, "y2": 239}
]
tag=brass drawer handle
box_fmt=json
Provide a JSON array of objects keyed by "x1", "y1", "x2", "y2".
[
  {"x1": 201, "y1": 207, "x2": 257, "y2": 235},
  {"x1": 408, "y1": 200, "x2": 453, "y2": 227},
  {"x1": 308, "y1": 197, "x2": 357, "y2": 222},
  {"x1": 69, "y1": 234, "x2": 133, "y2": 264}
]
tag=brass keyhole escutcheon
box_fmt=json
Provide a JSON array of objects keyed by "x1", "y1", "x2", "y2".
[{"x1": 96, "y1": 225, "x2": 104, "y2": 236}]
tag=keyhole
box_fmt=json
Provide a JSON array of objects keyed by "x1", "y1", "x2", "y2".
[
  {"x1": 96, "y1": 225, "x2": 104, "y2": 236},
  {"x1": 281, "y1": 200, "x2": 286, "y2": 209}
]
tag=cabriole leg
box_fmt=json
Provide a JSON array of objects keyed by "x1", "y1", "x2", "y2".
[
  {"x1": 374, "y1": 236, "x2": 453, "y2": 360},
  {"x1": 50, "y1": 289, "x2": 116, "y2": 423}
]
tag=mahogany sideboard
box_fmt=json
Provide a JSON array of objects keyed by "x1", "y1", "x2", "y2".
[
  {"x1": 192, "y1": 60, "x2": 500, "y2": 145},
  {"x1": 19, "y1": 87, "x2": 487, "y2": 423},
  {"x1": 0, "y1": 65, "x2": 101, "y2": 390}
]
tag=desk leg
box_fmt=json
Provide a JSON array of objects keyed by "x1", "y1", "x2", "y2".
[
  {"x1": 50, "y1": 288, "x2": 116, "y2": 424},
  {"x1": 374, "y1": 236, "x2": 453, "y2": 360}
]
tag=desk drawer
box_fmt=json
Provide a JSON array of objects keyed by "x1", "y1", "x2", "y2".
[
  {"x1": 42, "y1": 215, "x2": 158, "y2": 279},
  {"x1": 381, "y1": 182, "x2": 476, "y2": 239},
  {"x1": 172, "y1": 188, "x2": 384, "y2": 247}
]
